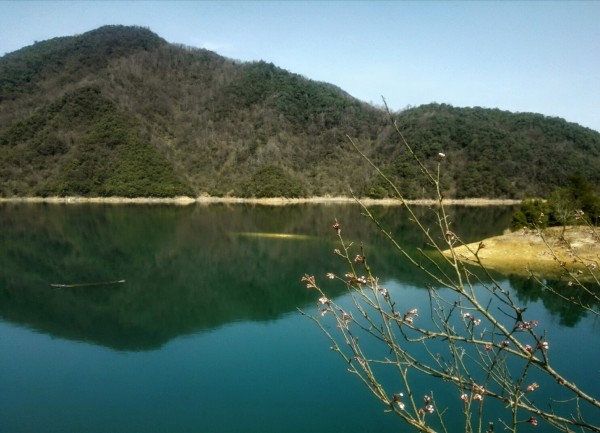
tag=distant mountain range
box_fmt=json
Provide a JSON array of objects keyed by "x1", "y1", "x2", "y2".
[{"x1": 1, "y1": 25, "x2": 599, "y2": 198}]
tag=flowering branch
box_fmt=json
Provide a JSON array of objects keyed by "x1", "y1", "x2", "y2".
[{"x1": 301, "y1": 113, "x2": 600, "y2": 433}]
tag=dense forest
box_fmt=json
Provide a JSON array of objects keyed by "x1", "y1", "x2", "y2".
[{"x1": 1, "y1": 25, "x2": 599, "y2": 199}]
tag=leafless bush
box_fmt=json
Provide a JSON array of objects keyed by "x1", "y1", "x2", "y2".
[{"x1": 300, "y1": 111, "x2": 600, "y2": 433}]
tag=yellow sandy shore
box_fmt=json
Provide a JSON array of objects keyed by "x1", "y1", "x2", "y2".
[
  {"x1": 0, "y1": 196, "x2": 521, "y2": 206},
  {"x1": 445, "y1": 226, "x2": 600, "y2": 277}
]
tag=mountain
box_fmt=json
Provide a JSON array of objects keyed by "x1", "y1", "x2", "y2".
[{"x1": 1, "y1": 25, "x2": 599, "y2": 199}]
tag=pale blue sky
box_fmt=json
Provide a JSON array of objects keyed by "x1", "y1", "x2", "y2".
[{"x1": 1, "y1": 1, "x2": 599, "y2": 132}]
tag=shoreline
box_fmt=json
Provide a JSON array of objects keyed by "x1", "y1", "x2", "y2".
[
  {"x1": 445, "y1": 226, "x2": 600, "y2": 278},
  {"x1": 0, "y1": 196, "x2": 522, "y2": 206}
]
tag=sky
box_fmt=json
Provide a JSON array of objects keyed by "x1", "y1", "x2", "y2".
[{"x1": 1, "y1": 1, "x2": 599, "y2": 132}]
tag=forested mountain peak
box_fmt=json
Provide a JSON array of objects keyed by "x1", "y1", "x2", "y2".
[
  {"x1": 0, "y1": 26, "x2": 599, "y2": 199},
  {"x1": 0, "y1": 25, "x2": 165, "y2": 101}
]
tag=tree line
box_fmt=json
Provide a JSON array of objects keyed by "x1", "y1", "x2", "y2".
[{"x1": 1, "y1": 26, "x2": 599, "y2": 199}]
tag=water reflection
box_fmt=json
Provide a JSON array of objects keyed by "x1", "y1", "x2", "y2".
[
  {"x1": 1, "y1": 203, "x2": 334, "y2": 350},
  {"x1": 8, "y1": 202, "x2": 593, "y2": 351},
  {"x1": 509, "y1": 275, "x2": 600, "y2": 327}
]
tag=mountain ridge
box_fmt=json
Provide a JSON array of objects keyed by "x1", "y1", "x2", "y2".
[{"x1": 1, "y1": 25, "x2": 599, "y2": 199}]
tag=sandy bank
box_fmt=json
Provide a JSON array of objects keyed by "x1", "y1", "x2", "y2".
[
  {"x1": 0, "y1": 196, "x2": 521, "y2": 206},
  {"x1": 0, "y1": 196, "x2": 198, "y2": 205},
  {"x1": 445, "y1": 226, "x2": 600, "y2": 277}
]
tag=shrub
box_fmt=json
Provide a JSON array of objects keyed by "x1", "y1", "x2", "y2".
[{"x1": 511, "y1": 199, "x2": 549, "y2": 229}]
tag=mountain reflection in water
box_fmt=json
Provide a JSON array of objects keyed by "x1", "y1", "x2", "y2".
[{"x1": 4, "y1": 202, "x2": 594, "y2": 351}]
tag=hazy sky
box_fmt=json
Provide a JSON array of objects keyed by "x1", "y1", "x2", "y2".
[{"x1": 1, "y1": 1, "x2": 599, "y2": 132}]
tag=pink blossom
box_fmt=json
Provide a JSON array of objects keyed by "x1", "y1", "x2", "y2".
[
  {"x1": 301, "y1": 275, "x2": 316, "y2": 289},
  {"x1": 318, "y1": 296, "x2": 329, "y2": 305},
  {"x1": 525, "y1": 383, "x2": 539, "y2": 393},
  {"x1": 473, "y1": 384, "x2": 485, "y2": 394}
]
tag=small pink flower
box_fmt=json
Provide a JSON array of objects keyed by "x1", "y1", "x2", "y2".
[
  {"x1": 325, "y1": 272, "x2": 335, "y2": 279},
  {"x1": 540, "y1": 341, "x2": 549, "y2": 350},
  {"x1": 473, "y1": 384, "x2": 485, "y2": 394},
  {"x1": 392, "y1": 394, "x2": 406, "y2": 410},
  {"x1": 318, "y1": 296, "x2": 329, "y2": 305},
  {"x1": 528, "y1": 417, "x2": 538, "y2": 426},
  {"x1": 460, "y1": 393, "x2": 469, "y2": 402},
  {"x1": 425, "y1": 404, "x2": 434, "y2": 413},
  {"x1": 301, "y1": 275, "x2": 316, "y2": 289},
  {"x1": 525, "y1": 383, "x2": 539, "y2": 393}
]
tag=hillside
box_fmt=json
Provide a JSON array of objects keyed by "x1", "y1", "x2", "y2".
[{"x1": 1, "y1": 25, "x2": 599, "y2": 199}]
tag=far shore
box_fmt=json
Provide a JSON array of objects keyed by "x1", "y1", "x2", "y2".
[{"x1": 0, "y1": 196, "x2": 522, "y2": 206}]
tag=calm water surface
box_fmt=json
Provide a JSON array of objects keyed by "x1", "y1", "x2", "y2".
[{"x1": 0, "y1": 203, "x2": 598, "y2": 432}]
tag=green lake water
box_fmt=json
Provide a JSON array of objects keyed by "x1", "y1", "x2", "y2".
[{"x1": 0, "y1": 203, "x2": 598, "y2": 432}]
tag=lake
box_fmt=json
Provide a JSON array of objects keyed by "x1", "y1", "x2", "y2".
[{"x1": 1, "y1": 203, "x2": 598, "y2": 432}]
